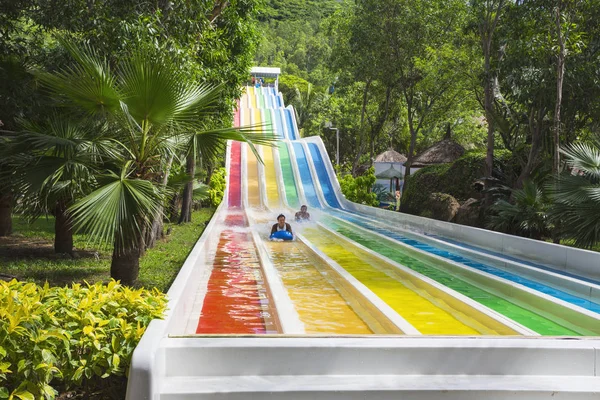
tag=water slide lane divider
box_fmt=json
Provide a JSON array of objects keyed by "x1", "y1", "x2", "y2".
[{"x1": 316, "y1": 222, "x2": 532, "y2": 336}]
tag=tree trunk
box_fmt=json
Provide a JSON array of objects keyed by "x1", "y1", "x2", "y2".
[
  {"x1": 178, "y1": 154, "x2": 196, "y2": 224},
  {"x1": 483, "y1": 36, "x2": 496, "y2": 207},
  {"x1": 516, "y1": 108, "x2": 545, "y2": 188},
  {"x1": 352, "y1": 80, "x2": 371, "y2": 176},
  {"x1": 479, "y1": 0, "x2": 506, "y2": 205},
  {"x1": 0, "y1": 193, "x2": 12, "y2": 237},
  {"x1": 401, "y1": 110, "x2": 418, "y2": 210},
  {"x1": 169, "y1": 193, "x2": 180, "y2": 222},
  {"x1": 110, "y1": 246, "x2": 140, "y2": 286},
  {"x1": 553, "y1": 0, "x2": 566, "y2": 175},
  {"x1": 147, "y1": 155, "x2": 174, "y2": 248},
  {"x1": 54, "y1": 200, "x2": 73, "y2": 254}
]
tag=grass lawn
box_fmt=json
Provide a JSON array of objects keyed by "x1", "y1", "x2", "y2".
[{"x1": 0, "y1": 208, "x2": 215, "y2": 292}]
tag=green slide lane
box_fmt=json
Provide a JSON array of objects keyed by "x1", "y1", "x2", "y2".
[
  {"x1": 278, "y1": 142, "x2": 299, "y2": 208},
  {"x1": 322, "y1": 217, "x2": 580, "y2": 336}
]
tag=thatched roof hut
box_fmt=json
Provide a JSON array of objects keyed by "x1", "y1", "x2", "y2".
[
  {"x1": 411, "y1": 139, "x2": 465, "y2": 168},
  {"x1": 374, "y1": 149, "x2": 407, "y2": 163}
]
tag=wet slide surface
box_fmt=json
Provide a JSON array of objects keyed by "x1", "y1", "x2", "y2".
[
  {"x1": 320, "y1": 217, "x2": 581, "y2": 336},
  {"x1": 192, "y1": 86, "x2": 599, "y2": 337}
]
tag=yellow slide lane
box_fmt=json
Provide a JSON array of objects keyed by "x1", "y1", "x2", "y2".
[
  {"x1": 253, "y1": 110, "x2": 280, "y2": 208},
  {"x1": 265, "y1": 240, "x2": 403, "y2": 335},
  {"x1": 302, "y1": 227, "x2": 498, "y2": 335}
]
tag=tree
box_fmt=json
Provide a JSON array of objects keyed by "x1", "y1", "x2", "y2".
[
  {"x1": 470, "y1": 0, "x2": 507, "y2": 188},
  {"x1": 1, "y1": 0, "x2": 262, "y2": 240},
  {"x1": 351, "y1": 0, "x2": 472, "y2": 193},
  {"x1": 33, "y1": 38, "x2": 272, "y2": 285},
  {"x1": 3, "y1": 118, "x2": 117, "y2": 254}
]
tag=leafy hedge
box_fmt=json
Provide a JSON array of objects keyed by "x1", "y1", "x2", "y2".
[
  {"x1": 0, "y1": 280, "x2": 166, "y2": 400},
  {"x1": 208, "y1": 168, "x2": 226, "y2": 207},
  {"x1": 338, "y1": 167, "x2": 379, "y2": 207},
  {"x1": 401, "y1": 150, "x2": 516, "y2": 216}
]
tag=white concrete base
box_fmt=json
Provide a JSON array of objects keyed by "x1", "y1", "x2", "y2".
[
  {"x1": 160, "y1": 375, "x2": 600, "y2": 400},
  {"x1": 154, "y1": 337, "x2": 600, "y2": 400}
]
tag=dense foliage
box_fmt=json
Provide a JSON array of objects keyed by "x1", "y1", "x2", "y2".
[
  {"x1": 0, "y1": 280, "x2": 166, "y2": 399},
  {"x1": 256, "y1": 0, "x2": 600, "y2": 248},
  {"x1": 338, "y1": 167, "x2": 379, "y2": 207}
]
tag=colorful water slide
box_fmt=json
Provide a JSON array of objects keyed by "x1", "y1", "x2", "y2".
[{"x1": 126, "y1": 84, "x2": 600, "y2": 400}]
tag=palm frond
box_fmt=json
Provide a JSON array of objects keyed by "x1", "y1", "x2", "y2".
[
  {"x1": 68, "y1": 167, "x2": 164, "y2": 250},
  {"x1": 193, "y1": 125, "x2": 277, "y2": 163},
  {"x1": 32, "y1": 37, "x2": 121, "y2": 115},
  {"x1": 193, "y1": 183, "x2": 210, "y2": 201},
  {"x1": 560, "y1": 142, "x2": 600, "y2": 180}
]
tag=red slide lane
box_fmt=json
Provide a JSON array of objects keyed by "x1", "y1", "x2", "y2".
[
  {"x1": 196, "y1": 228, "x2": 280, "y2": 334},
  {"x1": 227, "y1": 141, "x2": 242, "y2": 207}
]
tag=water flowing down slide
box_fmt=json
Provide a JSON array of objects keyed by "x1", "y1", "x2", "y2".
[{"x1": 189, "y1": 85, "x2": 600, "y2": 337}]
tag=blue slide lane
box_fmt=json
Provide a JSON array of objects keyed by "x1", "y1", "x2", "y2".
[
  {"x1": 330, "y1": 210, "x2": 600, "y2": 314},
  {"x1": 426, "y1": 234, "x2": 600, "y2": 286},
  {"x1": 272, "y1": 110, "x2": 284, "y2": 139},
  {"x1": 285, "y1": 109, "x2": 297, "y2": 140},
  {"x1": 292, "y1": 143, "x2": 321, "y2": 208},
  {"x1": 277, "y1": 109, "x2": 289, "y2": 140},
  {"x1": 308, "y1": 143, "x2": 341, "y2": 208}
]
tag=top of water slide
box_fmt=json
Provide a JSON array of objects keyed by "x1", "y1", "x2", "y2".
[{"x1": 250, "y1": 66, "x2": 281, "y2": 77}]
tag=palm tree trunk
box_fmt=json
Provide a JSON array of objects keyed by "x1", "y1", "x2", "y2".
[
  {"x1": 179, "y1": 154, "x2": 195, "y2": 224},
  {"x1": 54, "y1": 200, "x2": 73, "y2": 254},
  {"x1": 110, "y1": 246, "x2": 140, "y2": 286},
  {"x1": 169, "y1": 193, "x2": 180, "y2": 222},
  {"x1": 0, "y1": 193, "x2": 12, "y2": 237},
  {"x1": 147, "y1": 155, "x2": 174, "y2": 248}
]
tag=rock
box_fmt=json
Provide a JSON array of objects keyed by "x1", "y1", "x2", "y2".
[
  {"x1": 455, "y1": 198, "x2": 481, "y2": 226},
  {"x1": 427, "y1": 192, "x2": 460, "y2": 222}
]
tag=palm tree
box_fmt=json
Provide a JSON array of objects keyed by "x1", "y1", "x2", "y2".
[
  {"x1": 32, "y1": 38, "x2": 272, "y2": 285},
  {"x1": 4, "y1": 117, "x2": 118, "y2": 254},
  {"x1": 548, "y1": 138, "x2": 600, "y2": 248},
  {"x1": 487, "y1": 180, "x2": 550, "y2": 240}
]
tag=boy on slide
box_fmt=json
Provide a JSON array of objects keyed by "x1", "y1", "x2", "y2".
[{"x1": 270, "y1": 214, "x2": 293, "y2": 241}]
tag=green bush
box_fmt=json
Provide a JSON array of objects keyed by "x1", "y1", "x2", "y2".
[
  {"x1": 401, "y1": 163, "x2": 451, "y2": 215},
  {"x1": 0, "y1": 280, "x2": 166, "y2": 399},
  {"x1": 278, "y1": 74, "x2": 311, "y2": 104},
  {"x1": 401, "y1": 149, "x2": 516, "y2": 216},
  {"x1": 208, "y1": 168, "x2": 226, "y2": 207},
  {"x1": 338, "y1": 167, "x2": 379, "y2": 207}
]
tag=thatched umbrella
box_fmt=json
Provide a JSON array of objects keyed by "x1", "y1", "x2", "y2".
[
  {"x1": 376, "y1": 164, "x2": 403, "y2": 192},
  {"x1": 411, "y1": 139, "x2": 465, "y2": 168},
  {"x1": 374, "y1": 148, "x2": 408, "y2": 163}
]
